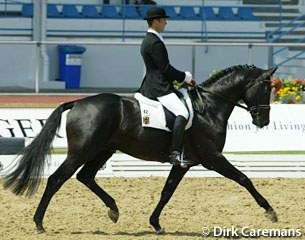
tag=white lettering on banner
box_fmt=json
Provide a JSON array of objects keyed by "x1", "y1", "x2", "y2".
[
  {"x1": 223, "y1": 104, "x2": 305, "y2": 151},
  {"x1": 228, "y1": 121, "x2": 305, "y2": 132},
  {"x1": 1, "y1": 105, "x2": 305, "y2": 151}
]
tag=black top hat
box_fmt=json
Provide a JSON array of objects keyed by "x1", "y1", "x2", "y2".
[{"x1": 143, "y1": 7, "x2": 169, "y2": 20}]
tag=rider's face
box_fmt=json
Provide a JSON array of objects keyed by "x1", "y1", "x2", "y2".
[{"x1": 154, "y1": 18, "x2": 167, "y2": 33}]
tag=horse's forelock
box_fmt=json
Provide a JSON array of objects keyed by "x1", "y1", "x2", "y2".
[{"x1": 201, "y1": 64, "x2": 257, "y2": 87}]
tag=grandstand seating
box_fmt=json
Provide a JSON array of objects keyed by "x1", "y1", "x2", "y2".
[
  {"x1": 236, "y1": 7, "x2": 258, "y2": 20},
  {"x1": 21, "y1": 3, "x2": 33, "y2": 18},
  {"x1": 47, "y1": 4, "x2": 62, "y2": 18},
  {"x1": 62, "y1": 5, "x2": 82, "y2": 18},
  {"x1": 15, "y1": 2, "x2": 264, "y2": 43},
  {"x1": 163, "y1": 6, "x2": 181, "y2": 20},
  {"x1": 218, "y1": 7, "x2": 240, "y2": 20},
  {"x1": 198, "y1": 7, "x2": 221, "y2": 20},
  {"x1": 19, "y1": 3, "x2": 260, "y2": 22},
  {"x1": 179, "y1": 6, "x2": 200, "y2": 20},
  {"x1": 121, "y1": 5, "x2": 141, "y2": 19},
  {"x1": 100, "y1": 5, "x2": 121, "y2": 18},
  {"x1": 82, "y1": 5, "x2": 100, "y2": 18},
  {"x1": 137, "y1": 5, "x2": 153, "y2": 19}
]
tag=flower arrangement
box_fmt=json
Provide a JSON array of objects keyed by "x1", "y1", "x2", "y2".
[{"x1": 271, "y1": 77, "x2": 305, "y2": 104}]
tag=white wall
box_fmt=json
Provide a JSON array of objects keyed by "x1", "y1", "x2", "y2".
[
  {"x1": 0, "y1": 43, "x2": 268, "y2": 89},
  {"x1": 0, "y1": 45, "x2": 36, "y2": 88},
  {"x1": 0, "y1": 0, "x2": 267, "y2": 90}
]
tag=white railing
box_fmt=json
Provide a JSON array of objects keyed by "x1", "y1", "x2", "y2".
[{"x1": 1, "y1": 153, "x2": 304, "y2": 178}]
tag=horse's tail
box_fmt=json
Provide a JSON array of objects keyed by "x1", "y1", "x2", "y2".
[{"x1": 3, "y1": 101, "x2": 75, "y2": 197}]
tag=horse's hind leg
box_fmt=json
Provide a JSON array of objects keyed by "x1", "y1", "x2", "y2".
[
  {"x1": 203, "y1": 153, "x2": 278, "y2": 222},
  {"x1": 76, "y1": 150, "x2": 119, "y2": 223},
  {"x1": 33, "y1": 155, "x2": 84, "y2": 233}
]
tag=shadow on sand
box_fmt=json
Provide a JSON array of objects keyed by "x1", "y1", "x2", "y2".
[{"x1": 71, "y1": 230, "x2": 204, "y2": 238}]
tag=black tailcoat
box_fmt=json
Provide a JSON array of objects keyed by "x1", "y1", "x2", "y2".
[{"x1": 138, "y1": 32, "x2": 186, "y2": 100}]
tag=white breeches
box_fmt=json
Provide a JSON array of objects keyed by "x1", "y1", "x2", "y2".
[{"x1": 157, "y1": 93, "x2": 189, "y2": 120}]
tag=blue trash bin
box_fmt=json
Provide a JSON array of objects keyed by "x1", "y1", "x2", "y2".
[{"x1": 58, "y1": 45, "x2": 86, "y2": 89}]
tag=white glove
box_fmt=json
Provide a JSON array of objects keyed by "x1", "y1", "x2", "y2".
[{"x1": 184, "y1": 71, "x2": 192, "y2": 84}]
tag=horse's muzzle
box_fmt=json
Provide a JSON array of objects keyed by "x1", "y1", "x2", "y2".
[
  {"x1": 251, "y1": 107, "x2": 270, "y2": 128},
  {"x1": 249, "y1": 104, "x2": 270, "y2": 128},
  {"x1": 253, "y1": 118, "x2": 269, "y2": 128},
  {"x1": 252, "y1": 112, "x2": 270, "y2": 128}
]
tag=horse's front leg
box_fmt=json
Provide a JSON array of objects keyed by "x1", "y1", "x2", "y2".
[
  {"x1": 203, "y1": 153, "x2": 278, "y2": 222},
  {"x1": 150, "y1": 164, "x2": 190, "y2": 234}
]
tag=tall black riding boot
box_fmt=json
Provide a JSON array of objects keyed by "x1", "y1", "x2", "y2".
[{"x1": 169, "y1": 115, "x2": 188, "y2": 165}]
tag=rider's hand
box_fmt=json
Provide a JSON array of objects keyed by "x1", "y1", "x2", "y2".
[{"x1": 190, "y1": 78, "x2": 197, "y2": 86}]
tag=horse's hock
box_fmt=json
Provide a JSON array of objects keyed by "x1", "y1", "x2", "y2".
[{"x1": 0, "y1": 138, "x2": 25, "y2": 155}]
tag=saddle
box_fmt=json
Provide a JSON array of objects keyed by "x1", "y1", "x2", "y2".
[{"x1": 134, "y1": 88, "x2": 194, "y2": 132}]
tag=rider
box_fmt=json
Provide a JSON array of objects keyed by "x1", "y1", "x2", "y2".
[{"x1": 138, "y1": 7, "x2": 196, "y2": 165}]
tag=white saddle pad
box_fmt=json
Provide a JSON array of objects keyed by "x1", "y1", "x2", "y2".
[{"x1": 134, "y1": 88, "x2": 194, "y2": 132}]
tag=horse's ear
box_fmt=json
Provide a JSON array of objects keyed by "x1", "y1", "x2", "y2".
[
  {"x1": 266, "y1": 67, "x2": 278, "y2": 76},
  {"x1": 260, "y1": 67, "x2": 277, "y2": 80}
]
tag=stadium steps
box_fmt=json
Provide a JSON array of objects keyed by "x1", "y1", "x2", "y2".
[{"x1": 244, "y1": 0, "x2": 305, "y2": 77}]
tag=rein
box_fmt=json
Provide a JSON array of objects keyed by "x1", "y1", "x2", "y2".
[
  {"x1": 195, "y1": 85, "x2": 249, "y2": 112},
  {"x1": 193, "y1": 82, "x2": 270, "y2": 116}
]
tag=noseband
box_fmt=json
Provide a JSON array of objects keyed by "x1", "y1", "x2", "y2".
[
  {"x1": 248, "y1": 105, "x2": 270, "y2": 116},
  {"x1": 194, "y1": 79, "x2": 271, "y2": 115},
  {"x1": 247, "y1": 79, "x2": 271, "y2": 116}
]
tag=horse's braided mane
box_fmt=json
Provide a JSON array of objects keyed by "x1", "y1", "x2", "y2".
[{"x1": 200, "y1": 64, "x2": 257, "y2": 87}]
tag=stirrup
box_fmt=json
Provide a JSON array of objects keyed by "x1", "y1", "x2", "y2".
[
  {"x1": 169, "y1": 151, "x2": 181, "y2": 166},
  {"x1": 169, "y1": 151, "x2": 193, "y2": 167},
  {"x1": 179, "y1": 158, "x2": 193, "y2": 168}
]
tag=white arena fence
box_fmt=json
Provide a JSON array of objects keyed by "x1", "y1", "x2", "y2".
[
  {"x1": 1, "y1": 105, "x2": 305, "y2": 178},
  {"x1": 1, "y1": 153, "x2": 304, "y2": 178}
]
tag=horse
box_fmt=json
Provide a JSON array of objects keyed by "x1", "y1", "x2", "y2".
[{"x1": 3, "y1": 64, "x2": 278, "y2": 234}]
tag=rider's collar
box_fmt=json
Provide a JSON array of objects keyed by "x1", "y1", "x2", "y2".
[{"x1": 148, "y1": 29, "x2": 164, "y2": 43}]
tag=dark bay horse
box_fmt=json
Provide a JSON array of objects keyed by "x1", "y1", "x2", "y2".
[{"x1": 4, "y1": 65, "x2": 278, "y2": 234}]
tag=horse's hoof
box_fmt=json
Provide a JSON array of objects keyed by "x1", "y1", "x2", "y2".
[
  {"x1": 108, "y1": 209, "x2": 119, "y2": 223},
  {"x1": 265, "y1": 209, "x2": 278, "y2": 222},
  {"x1": 156, "y1": 227, "x2": 165, "y2": 235},
  {"x1": 36, "y1": 227, "x2": 45, "y2": 234},
  {"x1": 35, "y1": 222, "x2": 45, "y2": 234}
]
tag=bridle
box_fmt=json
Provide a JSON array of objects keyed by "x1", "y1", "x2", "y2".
[
  {"x1": 194, "y1": 78, "x2": 271, "y2": 116},
  {"x1": 247, "y1": 79, "x2": 271, "y2": 116}
]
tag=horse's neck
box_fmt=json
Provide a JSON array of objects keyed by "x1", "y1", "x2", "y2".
[
  {"x1": 203, "y1": 77, "x2": 244, "y2": 121},
  {"x1": 210, "y1": 76, "x2": 243, "y2": 100}
]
